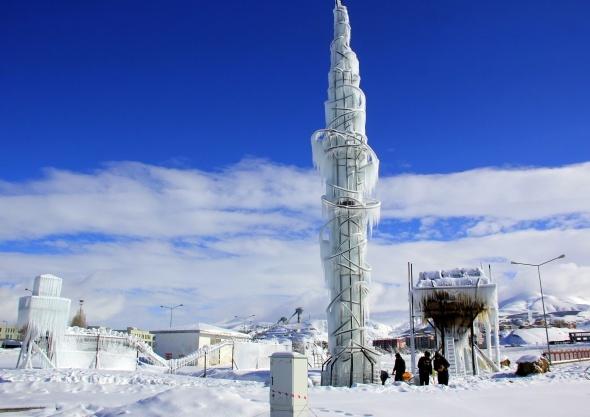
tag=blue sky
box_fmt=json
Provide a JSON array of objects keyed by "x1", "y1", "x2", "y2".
[
  {"x1": 1, "y1": 0, "x2": 589, "y2": 328},
  {"x1": 2, "y1": 0, "x2": 589, "y2": 179}
]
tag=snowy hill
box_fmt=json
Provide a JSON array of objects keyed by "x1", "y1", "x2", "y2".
[
  {"x1": 500, "y1": 293, "x2": 590, "y2": 315},
  {"x1": 364, "y1": 320, "x2": 395, "y2": 341}
]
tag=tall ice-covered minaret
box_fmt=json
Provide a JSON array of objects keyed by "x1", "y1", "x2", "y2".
[{"x1": 312, "y1": 0, "x2": 381, "y2": 386}]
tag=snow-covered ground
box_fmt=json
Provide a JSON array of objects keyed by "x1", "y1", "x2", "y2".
[{"x1": 2, "y1": 348, "x2": 589, "y2": 417}]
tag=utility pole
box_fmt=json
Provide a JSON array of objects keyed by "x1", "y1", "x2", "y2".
[{"x1": 408, "y1": 262, "x2": 416, "y2": 374}]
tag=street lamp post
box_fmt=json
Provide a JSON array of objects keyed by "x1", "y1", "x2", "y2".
[
  {"x1": 511, "y1": 254, "x2": 565, "y2": 364},
  {"x1": 160, "y1": 304, "x2": 184, "y2": 328}
]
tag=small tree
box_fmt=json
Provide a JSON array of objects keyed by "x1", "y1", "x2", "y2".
[
  {"x1": 70, "y1": 310, "x2": 87, "y2": 328},
  {"x1": 71, "y1": 300, "x2": 87, "y2": 328}
]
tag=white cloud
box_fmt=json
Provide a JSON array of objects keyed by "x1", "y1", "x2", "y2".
[
  {"x1": 379, "y1": 162, "x2": 590, "y2": 221},
  {"x1": 0, "y1": 160, "x2": 321, "y2": 240},
  {"x1": 0, "y1": 160, "x2": 589, "y2": 329}
]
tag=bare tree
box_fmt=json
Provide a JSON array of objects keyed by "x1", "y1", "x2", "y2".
[{"x1": 70, "y1": 310, "x2": 87, "y2": 328}]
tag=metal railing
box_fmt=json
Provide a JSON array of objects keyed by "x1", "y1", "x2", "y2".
[{"x1": 545, "y1": 349, "x2": 590, "y2": 363}]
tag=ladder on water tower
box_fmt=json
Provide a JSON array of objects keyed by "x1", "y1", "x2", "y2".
[{"x1": 444, "y1": 336, "x2": 465, "y2": 377}]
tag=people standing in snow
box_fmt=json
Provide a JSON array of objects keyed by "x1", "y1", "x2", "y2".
[
  {"x1": 417, "y1": 351, "x2": 432, "y2": 385},
  {"x1": 392, "y1": 353, "x2": 406, "y2": 381},
  {"x1": 433, "y1": 352, "x2": 450, "y2": 385}
]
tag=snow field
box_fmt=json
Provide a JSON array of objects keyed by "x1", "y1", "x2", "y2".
[{"x1": 2, "y1": 348, "x2": 590, "y2": 417}]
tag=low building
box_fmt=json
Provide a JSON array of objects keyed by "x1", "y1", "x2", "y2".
[
  {"x1": 0, "y1": 323, "x2": 22, "y2": 343},
  {"x1": 570, "y1": 331, "x2": 590, "y2": 343},
  {"x1": 116, "y1": 327, "x2": 154, "y2": 348},
  {"x1": 501, "y1": 327, "x2": 571, "y2": 346},
  {"x1": 151, "y1": 323, "x2": 251, "y2": 365},
  {"x1": 372, "y1": 338, "x2": 406, "y2": 352},
  {"x1": 407, "y1": 334, "x2": 437, "y2": 351}
]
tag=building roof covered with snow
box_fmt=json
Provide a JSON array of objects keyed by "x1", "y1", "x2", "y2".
[
  {"x1": 151, "y1": 323, "x2": 251, "y2": 339},
  {"x1": 501, "y1": 327, "x2": 571, "y2": 346}
]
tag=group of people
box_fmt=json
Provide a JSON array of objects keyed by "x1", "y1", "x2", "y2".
[
  {"x1": 418, "y1": 351, "x2": 450, "y2": 385},
  {"x1": 381, "y1": 351, "x2": 451, "y2": 386}
]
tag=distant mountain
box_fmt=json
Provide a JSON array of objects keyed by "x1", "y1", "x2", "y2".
[
  {"x1": 364, "y1": 319, "x2": 395, "y2": 341},
  {"x1": 500, "y1": 293, "x2": 590, "y2": 316}
]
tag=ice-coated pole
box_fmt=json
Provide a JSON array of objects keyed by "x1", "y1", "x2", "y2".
[{"x1": 312, "y1": 0, "x2": 381, "y2": 386}]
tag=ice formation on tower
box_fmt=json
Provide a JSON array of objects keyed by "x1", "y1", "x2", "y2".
[
  {"x1": 17, "y1": 274, "x2": 71, "y2": 369},
  {"x1": 16, "y1": 274, "x2": 156, "y2": 370},
  {"x1": 312, "y1": 0, "x2": 380, "y2": 386},
  {"x1": 412, "y1": 268, "x2": 501, "y2": 376}
]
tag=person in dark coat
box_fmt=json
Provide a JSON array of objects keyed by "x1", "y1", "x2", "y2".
[
  {"x1": 417, "y1": 351, "x2": 432, "y2": 386},
  {"x1": 433, "y1": 352, "x2": 450, "y2": 385},
  {"x1": 392, "y1": 353, "x2": 406, "y2": 381}
]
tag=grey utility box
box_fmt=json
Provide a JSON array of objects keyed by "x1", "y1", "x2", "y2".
[{"x1": 270, "y1": 352, "x2": 308, "y2": 417}]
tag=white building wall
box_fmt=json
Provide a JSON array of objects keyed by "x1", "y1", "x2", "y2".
[
  {"x1": 233, "y1": 342, "x2": 291, "y2": 370},
  {"x1": 152, "y1": 329, "x2": 253, "y2": 367},
  {"x1": 153, "y1": 332, "x2": 199, "y2": 359}
]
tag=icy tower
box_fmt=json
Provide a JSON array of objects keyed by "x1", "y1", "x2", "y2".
[
  {"x1": 312, "y1": 0, "x2": 380, "y2": 386},
  {"x1": 17, "y1": 274, "x2": 71, "y2": 369}
]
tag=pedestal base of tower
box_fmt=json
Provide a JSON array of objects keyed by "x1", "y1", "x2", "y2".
[{"x1": 321, "y1": 348, "x2": 380, "y2": 387}]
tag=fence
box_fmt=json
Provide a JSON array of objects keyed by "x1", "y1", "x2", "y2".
[
  {"x1": 232, "y1": 341, "x2": 290, "y2": 370},
  {"x1": 546, "y1": 349, "x2": 590, "y2": 363},
  {"x1": 59, "y1": 333, "x2": 137, "y2": 370}
]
